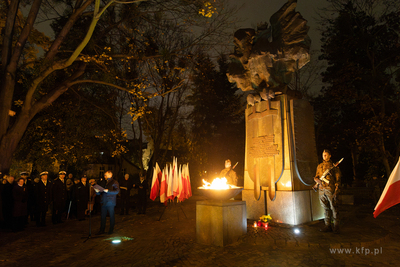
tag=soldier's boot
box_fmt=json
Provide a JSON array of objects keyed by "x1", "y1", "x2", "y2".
[{"x1": 320, "y1": 224, "x2": 332, "y2": 232}]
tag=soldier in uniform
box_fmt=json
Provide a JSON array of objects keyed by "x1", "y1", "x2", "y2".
[
  {"x1": 119, "y1": 173, "x2": 133, "y2": 215},
  {"x1": 51, "y1": 171, "x2": 68, "y2": 224},
  {"x1": 219, "y1": 159, "x2": 238, "y2": 186},
  {"x1": 314, "y1": 149, "x2": 342, "y2": 234},
  {"x1": 35, "y1": 171, "x2": 52, "y2": 227}
]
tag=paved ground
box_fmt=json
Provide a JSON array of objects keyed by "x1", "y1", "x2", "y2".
[{"x1": 1, "y1": 189, "x2": 400, "y2": 267}]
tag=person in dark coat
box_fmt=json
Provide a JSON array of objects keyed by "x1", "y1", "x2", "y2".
[
  {"x1": 21, "y1": 172, "x2": 36, "y2": 223},
  {"x1": 75, "y1": 176, "x2": 89, "y2": 221},
  {"x1": 34, "y1": 171, "x2": 52, "y2": 227},
  {"x1": 12, "y1": 178, "x2": 28, "y2": 232},
  {"x1": 51, "y1": 171, "x2": 68, "y2": 224},
  {"x1": 69, "y1": 177, "x2": 80, "y2": 219},
  {"x1": 65, "y1": 173, "x2": 74, "y2": 217},
  {"x1": 95, "y1": 171, "x2": 119, "y2": 235},
  {"x1": 134, "y1": 172, "x2": 148, "y2": 215},
  {"x1": 1, "y1": 175, "x2": 15, "y2": 229},
  {"x1": 88, "y1": 179, "x2": 97, "y2": 215},
  {"x1": 119, "y1": 173, "x2": 133, "y2": 215}
]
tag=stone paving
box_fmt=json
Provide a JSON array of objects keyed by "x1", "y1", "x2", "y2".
[{"x1": 1, "y1": 190, "x2": 400, "y2": 267}]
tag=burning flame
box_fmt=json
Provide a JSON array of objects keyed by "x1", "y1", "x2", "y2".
[{"x1": 201, "y1": 177, "x2": 236, "y2": 189}]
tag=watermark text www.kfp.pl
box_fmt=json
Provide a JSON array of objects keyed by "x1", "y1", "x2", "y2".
[{"x1": 329, "y1": 247, "x2": 382, "y2": 255}]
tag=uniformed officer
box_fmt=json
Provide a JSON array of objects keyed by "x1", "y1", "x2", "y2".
[
  {"x1": 35, "y1": 171, "x2": 52, "y2": 227},
  {"x1": 314, "y1": 150, "x2": 342, "y2": 233}
]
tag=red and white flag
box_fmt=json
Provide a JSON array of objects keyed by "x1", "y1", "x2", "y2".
[
  {"x1": 374, "y1": 157, "x2": 400, "y2": 218},
  {"x1": 179, "y1": 163, "x2": 192, "y2": 200},
  {"x1": 150, "y1": 163, "x2": 161, "y2": 201},
  {"x1": 159, "y1": 168, "x2": 167, "y2": 204},
  {"x1": 177, "y1": 164, "x2": 184, "y2": 201},
  {"x1": 167, "y1": 163, "x2": 175, "y2": 200},
  {"x1": 173, "y1": 157, "x2": 179, "y2": 197},
  {"x1": 186, "y1": 163, "x2": 192, "y2": 198}
]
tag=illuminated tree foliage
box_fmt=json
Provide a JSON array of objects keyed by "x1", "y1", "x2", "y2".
[
  {"x1": 316, "y1": 0, "x2": 400, "y2": 182},
  {"x1": 0, "y1": 0, "x2": 238, "y2": 174},
  {"x1": 13, "y1": 88, "x2": 119, "y2": 174}
]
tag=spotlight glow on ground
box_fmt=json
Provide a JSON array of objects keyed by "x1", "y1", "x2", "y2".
[
  {"x1": 294, "y1": 228, "x2": 300, "y2": 234},
  {"x1": 112, "y1": 239, "x2": 121, "y2": 244}
]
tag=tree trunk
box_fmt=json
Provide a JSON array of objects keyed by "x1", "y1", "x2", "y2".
[
  {"x1": 0, "y1": 113, "x2": 31, "y2": 174},
  {"x1": 0, "y1": 63, "x2": 86, "y2": 174}
]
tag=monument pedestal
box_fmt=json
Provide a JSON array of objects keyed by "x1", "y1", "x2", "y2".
[
  {"x1": 243, "y1": 189, "x2": 323, "y2": 225},
  {"x1": 241, "y1": 96, "x2": 324, "y2": 225},
  {"x1": 196, "y1": 200, "x2": 247, "y2": 247}
]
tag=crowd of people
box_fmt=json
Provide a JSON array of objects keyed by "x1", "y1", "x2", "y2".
[{"x1": 0, "y1": 170, "x2": 148, "y2": 233}]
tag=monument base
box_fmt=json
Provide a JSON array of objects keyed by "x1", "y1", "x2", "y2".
[
  {"x1": 196, "y1": 200, "x2": 247, "y2": 247},
  {"x1": 243, "y1": 189, "x2": 324, "y2": 225}
]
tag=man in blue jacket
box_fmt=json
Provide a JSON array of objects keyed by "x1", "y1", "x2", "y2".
[{"x1": 95, "y1": 171, "x2": 119, "y2": 235}]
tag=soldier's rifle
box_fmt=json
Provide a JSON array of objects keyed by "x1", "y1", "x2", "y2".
[{"x1": 312, "y1": 158, "x2": 344, "y2": 192}]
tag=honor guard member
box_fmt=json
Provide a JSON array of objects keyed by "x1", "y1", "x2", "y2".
[
  {"x1": 314, "y1": 150, "x2": 342, "y2": 234},
  {"x1": 119, "y1": 173, "x2": 133, "y2": 215},
  {"x1": 35, "y1": 171, "x2": 52, "y2": 227},
  {"x1": 220, "y1": 159, "x2": 238, "y2": 186},
  {"x1": 52, "y1": 171, "x2": 68, "y2": 224},
  {"x1": 95, "y1": 171, "x2": 119, "y2": 235}
]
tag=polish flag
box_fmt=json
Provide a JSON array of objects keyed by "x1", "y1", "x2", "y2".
[
  {"x1": 177, "y1": 164, "x2": 184, "y2": 201},
  {"x1": 173, "y1": 157, "x2": 179, "y2": 197},
  {"x1": 167, "y1": 163, "x2": 175, "y2": 200},
  {"x1": 150, "y1": 163, "x2": 161, "y2": 201},
  {"x1": 159, "y1": 168, "x2": 167, "y2": 204},
  {"x1": 180, "y1": 164, "x2": 192, "y2": 200},
  {"x1": 374, "y1": 157, "x2": 400, "y2": 218},
  {"x1": 180, "y1": 164, "x2": 188, "y2": 200},
  {"x1": 186, "y1": 163, "x2": 192, "y2": 198}
]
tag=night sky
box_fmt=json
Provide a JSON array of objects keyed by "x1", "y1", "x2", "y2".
[{"x1": 230, "y1": 0, "x2": 329, "y2": 50}]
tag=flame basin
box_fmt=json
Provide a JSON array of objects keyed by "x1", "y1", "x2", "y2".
[{"x1": 197, "y1": 187, "x2": 243, "y2": 201}]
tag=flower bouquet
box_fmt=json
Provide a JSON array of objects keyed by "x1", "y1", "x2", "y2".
[{"x1": 258, "y1": 214, "x2": 272, "y2": 228}]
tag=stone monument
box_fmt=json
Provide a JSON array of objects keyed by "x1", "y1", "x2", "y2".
[
  {"x1": 227, "y1": 0, "x2": 324, "y2": 225},
  {"x1": 196, "y1": 187, "x2": 246, "y2": 247}
]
